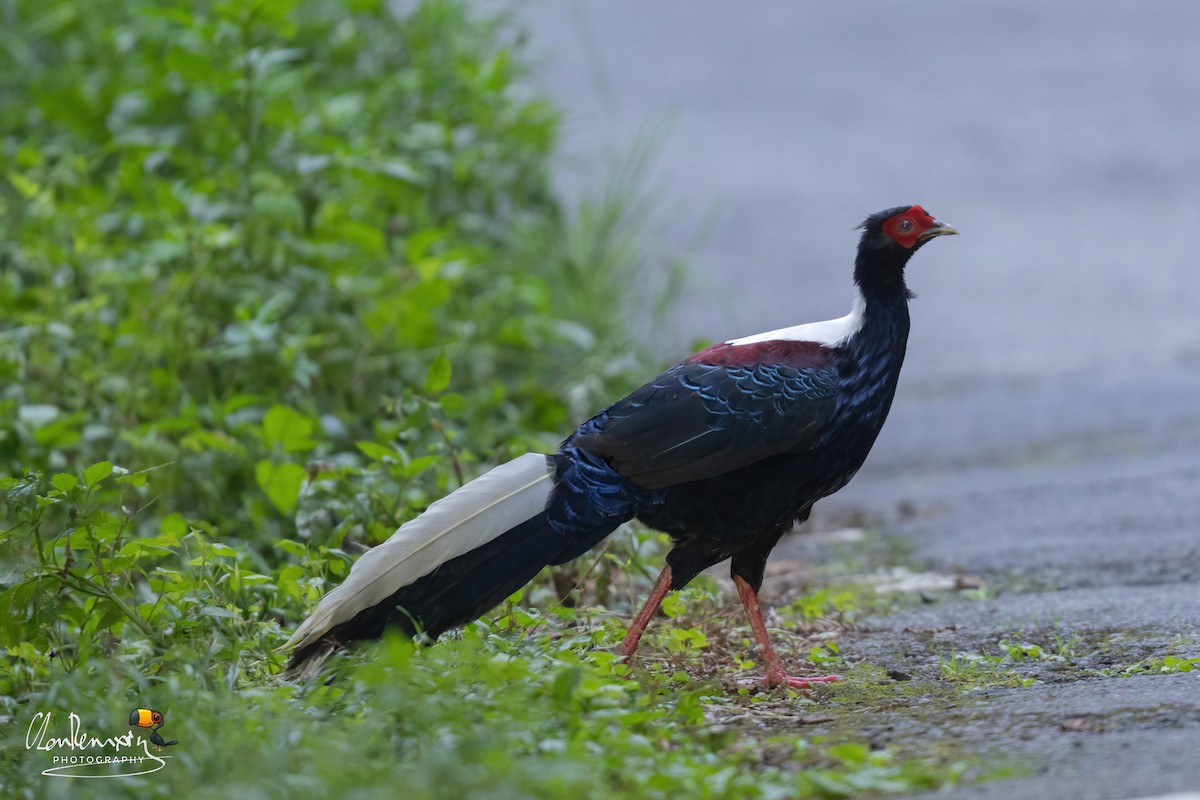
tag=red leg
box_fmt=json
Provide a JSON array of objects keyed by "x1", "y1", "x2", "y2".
[
  {"x1": 734, "y1": 575, "x2": 842, "y2": 689},
  {"x1": 616, "y1": 565, "x2": 673, "y2": 659}
]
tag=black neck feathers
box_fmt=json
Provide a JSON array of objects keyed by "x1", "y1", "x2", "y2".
[{"x1": 854, "y1": 239, "x2": 917, "y2": 302}]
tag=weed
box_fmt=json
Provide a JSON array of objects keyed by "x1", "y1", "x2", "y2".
[
  {"x1": 937, "y1": 633, "x2": 1083, "y2": 688},
  {"x1": 1119, "y1": 655, "x2": 1200, "y2": 676}
]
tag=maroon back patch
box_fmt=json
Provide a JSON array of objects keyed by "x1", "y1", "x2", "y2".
[{"x1": 686, "y1": 339, "x2": 835, "y2": 369}]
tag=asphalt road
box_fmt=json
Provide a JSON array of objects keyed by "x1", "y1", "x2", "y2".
[{"x1": 523, "y1": 2, "x2": 1200, "y2": 797}]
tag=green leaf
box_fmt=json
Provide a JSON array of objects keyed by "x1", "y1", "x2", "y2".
[
  {"x1": 5, "y1": 475, "x2": 41, "y2": 509},
  {"x1": 117, "y1": 531, "x2": 179, "y2": 559},
  {"x1": 551, "y1": 666, "x2": 582, "y2": 709},
  {"x1": 7, "y1": 172, "x2": 39, "y2": 198},
  {"x1": 206, "y1": 542, "x2": 238, "y2": 558},
  {"x1": 252, "y1": 190, "x2": 304, "y2": 227},
  {"x1": 200, "y1": 606, "x2": 238, "y2": 619},
  {"x1": 346, "y1": 156, "x2": 426, "y2": 186},
  {"x1": 439, "y1": 393, "x2": 466, "y2": 417},
  {"x1": 50, "y1": 473, "x2": 77, "y2": 494},
  {"x1": 83, "y1": 461, "x2": 113, "y2": 487},
  {"x1": 263, "y1": 406, "x2": 315, "y2": 453},
  {"x1": 256, "y1": 461, "x2": 307, "y2": 515},
  {"x1": 826, "y1": 742, "x2": 870, "y2": 766},
  {"x1": 94, "y1": 600, "x2": 129, "y2": 632},
  {"x1": 161, "y1": 513, "x2": 189, "y2": 538},
  {"x1": 274, "y1": 539, "x2": 308, "y2": 558},
  {"x1": 402, "y1": 455, "x2": 440, "y2": 478},
  {"x1": 115, "y1": 471, "x2": 148, "y2": 487},
  {"x1": 425, "y1": 352, "x2": 452, "y2": 393},
  {"x1": 356, "y1": 441, "x2": 396, "y2": 461}
]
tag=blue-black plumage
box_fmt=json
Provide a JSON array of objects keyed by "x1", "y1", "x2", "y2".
[{"x1": 285, "y1": 205, "x2": 957, "y2": 685}]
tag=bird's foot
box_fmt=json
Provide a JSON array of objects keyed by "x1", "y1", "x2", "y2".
[
  {"x1": 734, "y1": 672, "x2": 842, "y2": 692},
  {"x1": 768, "y1": 673, "x2": 842, "y2": 690}
]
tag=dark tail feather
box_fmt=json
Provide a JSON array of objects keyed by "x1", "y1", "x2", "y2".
[
  {"x1": 283, "y1": 449, "x2": 648, "y2": 678},
  {"x1": 386, "y1": 512, "x2": 570, "y2": 639},
  {"x1": 286, "y1": 511, "x2": 622, "y2": 673}
]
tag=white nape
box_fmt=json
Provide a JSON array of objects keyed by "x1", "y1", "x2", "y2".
[{"x1": 725, "y1": 290, "x2": 866, "y2": 348}]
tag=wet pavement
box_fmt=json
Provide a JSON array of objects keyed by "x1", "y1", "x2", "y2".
[{"x1": 524, "y1": 2, "x2": 1200, "y2": 796}]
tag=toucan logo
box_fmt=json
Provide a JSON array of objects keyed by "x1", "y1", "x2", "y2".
[{"x1": 129, "y1": 708, "x2": 178, "y2": 747}]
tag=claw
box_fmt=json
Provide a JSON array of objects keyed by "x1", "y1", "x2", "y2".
[
  {"x1": 732, "y1": 672, "x2": 841, "y2": 692},
  {"x1": 770, "y1": 673, "x2": 842, "y2": 690}
]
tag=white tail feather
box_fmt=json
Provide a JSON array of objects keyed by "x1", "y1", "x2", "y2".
[{"x1": 284, "y1": 453, "x2": 554, "y2": 654}]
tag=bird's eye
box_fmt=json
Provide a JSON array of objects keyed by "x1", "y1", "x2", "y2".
[{"x1": 898, "y1": 218, "x2": 913, "y2": 233}]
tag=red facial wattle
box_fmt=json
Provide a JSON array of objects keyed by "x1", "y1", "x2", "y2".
[{"x1": 882, "y1": 204, "x2": 938, "y2": 249}]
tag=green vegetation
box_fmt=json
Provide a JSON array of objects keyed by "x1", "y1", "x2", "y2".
[
  {"x1": 934, "y1": 630, "x2": 1200, "y2": 688},
  {"x1": 0, "y1": 0, "x2": 963, "y2": 796},
  {"x1": 0, "y1": 464, "x2": 958, "y2": 798},
  {"x1": 936, "y1": 635, "x2": 1080, "y2": 688},
  {"x1": 1114, "y1": 654, "x2": 1200, "y2": 677}
]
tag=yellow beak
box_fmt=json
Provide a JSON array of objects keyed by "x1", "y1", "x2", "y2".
[{"x1": 919, "y1": 220, "x2": 959, "y2": 241}]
